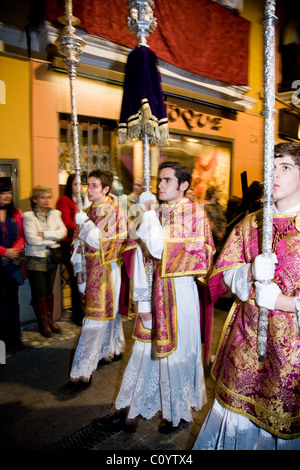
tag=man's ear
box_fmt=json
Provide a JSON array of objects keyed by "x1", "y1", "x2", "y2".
[
  {"x1": 180, "y1": 181, "x2": 189, "y2": 193},
  {"x1": 103, "y1": 186, "x2": 110, "y2": 196}
]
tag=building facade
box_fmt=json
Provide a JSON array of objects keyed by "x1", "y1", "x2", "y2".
[{"x1": 0, "y1": 0, "x2": 299, "y2": 322}]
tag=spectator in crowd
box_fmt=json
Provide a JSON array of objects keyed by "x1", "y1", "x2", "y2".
[
  {"x1": 0, "y1": 177, "x2": 26, "y2": 352},
  {"x1": 57, "y1": 174, "x2": 84, "y2": 325},
  {"x1": 23, "y1": 186, "x2": 67, "y2": 337},
  {"x1": 127, "y1": 177, "x2": 144, "y2": 220},
  {"x1": 204, "y1": 185, "x2": 227, "y2": 257}
]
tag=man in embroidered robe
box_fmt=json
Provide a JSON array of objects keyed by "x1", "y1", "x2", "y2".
[
  {"x1": 94, "y1": 161, "x2": 215, "y2": 433},
  {"x1": 60, "y1": 170, "x2": 128, "y2": 395},
  {"x1": 193, "y1": 142, "x2": 300, "y2": 450}
]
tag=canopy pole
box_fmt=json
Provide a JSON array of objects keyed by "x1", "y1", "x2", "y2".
[
  {"x1": 127, "y1": 1, "x2": 159, "y2": 302},
  {"x1": 257, "y1": 0, "x2": 278, "y2": 362},
  {"x1": 128, "y1": 0, "x2": 157, "y2": 192},
  {"x1": 142, "y1": 134, "x2": 151, "y2": 192},
  {"x1": 56, "y1": 1, "x2": 87, "y2": 279}
]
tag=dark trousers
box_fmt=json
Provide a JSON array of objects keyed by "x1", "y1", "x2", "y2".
[
  {"x1": 27, "y1": 266, "x2": 57, "y2": 300},
  {"x1": 61, "y1": 240, "x2": 84, "y2": 324},
  {"x1": 0, "y1": 267, "x2": 21, "y2": 347}
]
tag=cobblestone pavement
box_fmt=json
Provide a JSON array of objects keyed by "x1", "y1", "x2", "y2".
[{"x1": 0, "y1": 305, "x2": 228, "y2": 452}]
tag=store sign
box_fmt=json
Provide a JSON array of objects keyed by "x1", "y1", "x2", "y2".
[{"x1": 166, "y1": 103, "x2": 223, "y2": 132}]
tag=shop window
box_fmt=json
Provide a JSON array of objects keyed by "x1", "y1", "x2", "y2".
[
  {"x1": 58, "y1": 113, "x2": 118, "y2": 186},
  {"x1": 111, "y1": 131, "x2": 233, "y2": 204},
  {"x1": 159, "y1": 133, "x2": 232, "y2": 208}
]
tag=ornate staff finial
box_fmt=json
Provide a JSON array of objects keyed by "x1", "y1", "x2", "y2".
[
  {"x1": 123, "y1": 0, "x2": 166, "y2": 194},
  {"x1": 56, "y1": 3, "x2": 85, "y2": 77},
  {"x1": 127, "y1": 0, "x2": 157, "y2": 46}
]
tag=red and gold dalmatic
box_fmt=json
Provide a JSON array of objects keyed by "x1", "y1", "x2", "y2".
[
  {"x1": 132, "y1": 199, "x2": 215, "y2": 361},
  {"x1": 73, "y1": 197, "x2": 128, "y2": 321},
  {"x1": 209, "y1": 209, "x2": 300, "y2": 439}
]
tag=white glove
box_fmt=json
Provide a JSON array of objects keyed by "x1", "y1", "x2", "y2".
[
  {"x1": 141, "y1": 318, "x2": 152, "y2": 330},
  {"x1": 139, "y1": 191, "x2": 156, "y2": 208},
  {"x1": 255, "y1": 281, "x2": 281, "y2": 310},
  {"x1": 77, "y1": 282, "x2": 86, "y2": 295},
  {"x1": 75, "y1": 211, "x2": 89, "y2": 225},
  {"x1": 252, "y1": 253, "x2": 277, "y2": 282}
]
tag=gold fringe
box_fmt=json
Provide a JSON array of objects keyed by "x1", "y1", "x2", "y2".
[{"x1": 118, "y1": 101, "x2": 169, "y2": 146}]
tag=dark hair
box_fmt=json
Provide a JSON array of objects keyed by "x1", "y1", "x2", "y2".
[
  {"x1": 64, "y1": 173, "x2": 76, "y2": 200},
  {"x1": 0, "y1": 177, "x2": 12, "y2": 193},
  {"x1": 274, "y1": 142, "x2": 300, "y2": 168},
  {"x1": 89, "y1": 169, "x2": 113, "y2": 193},
  {"x1": 0, "y1": 178, "x2": 15, "y2": 217},
  {"x1": 158, "y1": 161, "x2": 192, "y2": 192}
]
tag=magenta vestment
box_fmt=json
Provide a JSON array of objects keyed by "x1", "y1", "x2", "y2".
[
  {"x1": 73, "y1": 198, "x2": 128, "y2": 320},
  {"x1": 132, "y1": 199, "x2": 215, "y2": 364},
  {"x1": 209, "y1": 209, "x2": 300, "y2": 439}
]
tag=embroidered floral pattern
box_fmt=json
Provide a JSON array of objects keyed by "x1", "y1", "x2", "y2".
[{"x1": 210, "y1": 210, "x2": 300, "y2": 438}]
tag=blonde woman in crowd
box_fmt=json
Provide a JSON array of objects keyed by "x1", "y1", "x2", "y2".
[{"x1": 23, "y1": 186, "x2": 66, "y2": 337}]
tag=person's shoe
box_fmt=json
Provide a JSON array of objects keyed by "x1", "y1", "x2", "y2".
[
  {"x1": 97, "y1": 357, "x2": 110, "y2": 367},
  {"x1": 93, "y1": 408, "x2": 137, "y2": 433},
  {"x1": 93, "y1": 409, "x2": 126, "y2": 432},
  {"x1": 59, "y1": 378, "x2": 92, "y2": 395},
  {"x1": 98, "y1": 354, "x2": 123, "y2": 368},
  {"x1": 48, "y1": 317, "x2": 62, "y2": 334},
  {"x1": 158, "y1": 419, "x2": 180, "y2": 434},
  {"x1": 112, "y1": 353, "x2": 123, "y2": 362},
  {"x1": 124, "y1": 416, "x2": 138, "y2": 433}
]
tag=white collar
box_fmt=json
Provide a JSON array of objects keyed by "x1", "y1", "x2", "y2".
[{"x1": 273, "y1": 203, "x2": 300, "y2": 214}]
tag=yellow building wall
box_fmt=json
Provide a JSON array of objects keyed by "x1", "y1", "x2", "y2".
[
  {"x1": 233, "y1": 112, "x2": 264, "y2": 195},
  {"x1": 242, "y1": 0, "x2": 265, "y2": 117},
  {"x1": 0, "y1": 55, "x2": 32, "y2": 211}
]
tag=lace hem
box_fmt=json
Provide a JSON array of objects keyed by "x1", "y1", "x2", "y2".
[
  {"x1": 115, "y1": 340, "x2": 206, "y2": 426},
  {"x1": 70, "y1": 314, "x2": 125, "y2": 380}
]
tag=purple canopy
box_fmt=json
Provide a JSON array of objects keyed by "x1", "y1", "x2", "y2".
[{"x1": 118, "y1": 45, "x2": 169, "y2": 147}]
